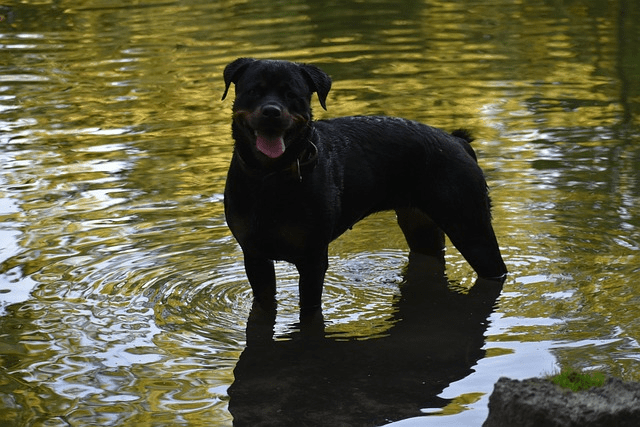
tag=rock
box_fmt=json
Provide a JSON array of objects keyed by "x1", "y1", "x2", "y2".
[{"x1": 483, "y1": 377, "x2": 640, "y2": 427}]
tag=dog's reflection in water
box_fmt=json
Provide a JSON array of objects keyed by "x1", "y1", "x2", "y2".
[{"x1": 228, "y1": 253, "x2": 503, "y2": 427}]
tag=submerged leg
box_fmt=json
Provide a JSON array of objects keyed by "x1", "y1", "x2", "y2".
[
  {"x1": 410, "y1": 159, "x2": 507, "y2": 281},
  {"x1": 396, "y1": 207, "x2": 445, "y2": 263},
  {"x1": 244, "y1": 255, "x2": 277, "y2": 309},
  {"x1": 423, "y1": 199, "x2": 507, "y2": 281},
  {"x1": 295, "y1": 248, "x2": 329, "y2": 312},
  {"x1": 447, "y1": 226, "x2": 507, "y2": 281}
]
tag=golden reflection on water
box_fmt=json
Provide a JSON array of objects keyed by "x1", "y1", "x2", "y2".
[{"x1": 1, "y1": 0, "x2": 639, "y2": 425}]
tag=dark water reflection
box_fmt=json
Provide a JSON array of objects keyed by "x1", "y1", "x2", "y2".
[
  {"x1": 1, "y1": 0, "x2": 640, "y2": 426},
  {"x1": 229, "y1": 255, "x2": 502, "y2": 426}
]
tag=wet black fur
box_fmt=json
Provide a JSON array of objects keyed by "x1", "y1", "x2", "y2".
[{"x1": 222, "y1": 58, "x2": 507, "y2": 310}]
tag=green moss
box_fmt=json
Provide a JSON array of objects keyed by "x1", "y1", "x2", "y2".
[{"x1": 549, "y1": 369, "x2": 607, "y2": 392}]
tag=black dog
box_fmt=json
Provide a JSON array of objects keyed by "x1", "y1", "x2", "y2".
[{"x1": 222, "y1": 58, "x2": 507, "y2": 311}]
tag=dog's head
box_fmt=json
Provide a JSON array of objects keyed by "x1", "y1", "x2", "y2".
[{"x1": 222, "y1": 58, "x2": 332, "y2": 160}]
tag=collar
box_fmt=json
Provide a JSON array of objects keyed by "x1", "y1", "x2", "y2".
[{"x1": 234, "y1": 128, "x2": 319, "y2": 183}]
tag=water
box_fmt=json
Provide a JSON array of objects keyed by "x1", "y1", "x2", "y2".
[{"x1": 1, "y1": 0, "x2": 639, "y2": 425}]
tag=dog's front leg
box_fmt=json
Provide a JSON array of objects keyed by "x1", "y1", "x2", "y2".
[
  {"x1": 244, "y1": 255, "x2": 277, "y2": 310},
  {"x1": 295, "y1": 248, "x2": 329, "y2": 312}
]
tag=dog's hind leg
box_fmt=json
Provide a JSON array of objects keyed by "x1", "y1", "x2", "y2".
[
  {"x1": 423, "y1": 200, "x2": 507, "y2": 281},
  {"x1": 244, "y1": 255, "x2": 277, "y2": 310},
  {"x1": 396, "y1": 207, "x2": 446, "y2": 263},
  {"x1": 445, "y1": 223, "x2": 507, "y2": 281}
]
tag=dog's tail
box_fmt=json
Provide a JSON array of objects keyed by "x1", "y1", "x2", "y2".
[
  {"x1": 451, "y1": 128, "x2": 474, "y2": 143},
  {"x1": 451, "y1": 128, "x2": 477, "y2": 161}
]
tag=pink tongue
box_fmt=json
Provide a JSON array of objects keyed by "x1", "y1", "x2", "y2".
[{"x1": 256, "y1": 134, "x2": 286, "y2": 158}]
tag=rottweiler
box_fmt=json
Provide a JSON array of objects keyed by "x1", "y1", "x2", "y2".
[{"x1": 222, "y1": 58, "x2": 507, "y2": 311}]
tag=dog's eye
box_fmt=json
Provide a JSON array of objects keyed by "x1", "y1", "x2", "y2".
[
  {"x1": 285, "y1": 90, "x2": 297, "y2": 100},
  {"x1": 247, "y1": 88, "x2": 260, "y2": 98}
]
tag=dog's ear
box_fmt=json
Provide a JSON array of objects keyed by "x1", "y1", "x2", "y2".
[
  {"x1": 222, "y1": 58, "x2": 256, "y2": 101},
  {"x1": 299, "y1": 63, "x2": 332, "y2": 110}
]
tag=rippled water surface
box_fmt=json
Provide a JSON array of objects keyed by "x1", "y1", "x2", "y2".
[{"x1": 1, "y1": 1, "x2": 639, "y2": 426}]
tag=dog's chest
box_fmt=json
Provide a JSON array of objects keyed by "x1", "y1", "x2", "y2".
[{"x1": 225, "y1": 182, "x2": 329, "y2": 258}]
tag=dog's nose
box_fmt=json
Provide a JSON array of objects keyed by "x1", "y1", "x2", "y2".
[{"x1": 261, "y1": 104, "x2": 282, "y2": 118}]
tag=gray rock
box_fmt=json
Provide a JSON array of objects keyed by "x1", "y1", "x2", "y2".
[{"x1": 483, "y1": 377, "x2": 640, "y2": 427}]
